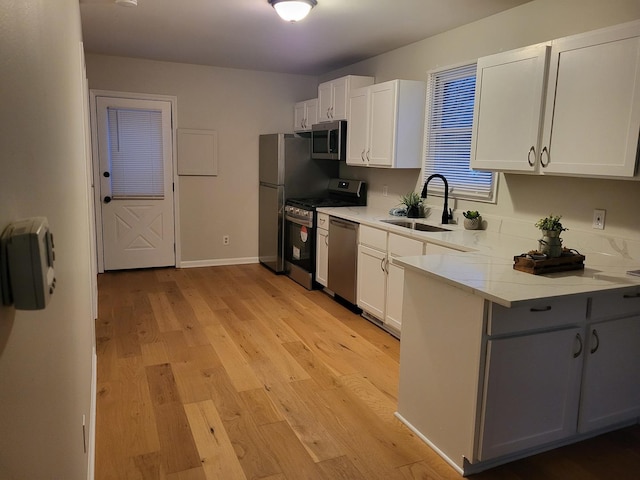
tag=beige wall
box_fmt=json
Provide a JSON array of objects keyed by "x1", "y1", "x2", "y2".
[
  {"x1": 0, "y1": 1, "x2": 95, "y2": 478},
  {"x1": 326, "y1": 0, "x2": 640, "y2": 240},
  {"x1": 86, "y1": 55, "x2": 318, "y2": 264}
]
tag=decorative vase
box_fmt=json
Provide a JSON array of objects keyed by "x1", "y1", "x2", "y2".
[
  {"x1": 463, "y1": 216, "x2": 482, "y2": 230},
  {"x1": 538, "y1": 230, "x2": 563, "y2": 257},
  {"x1": 407, "y1": 205, "x2": 420, "y2": 218}
]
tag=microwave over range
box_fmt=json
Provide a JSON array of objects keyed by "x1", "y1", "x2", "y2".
[{"x1": 311, "y1": 120, "x2": 347, "y2": 161}]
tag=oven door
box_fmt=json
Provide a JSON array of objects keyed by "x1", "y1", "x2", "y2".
[{"x1": 284, "y1": 213, "x2": 315, "y2": 290}]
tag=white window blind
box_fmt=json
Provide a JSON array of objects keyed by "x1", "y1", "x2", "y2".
[
  {"x1": 423, "y1": 63, "x2": 496, "y2": 202},
  {"x1": 107, "y1": 107, "x2": 164, "y2": 198}
]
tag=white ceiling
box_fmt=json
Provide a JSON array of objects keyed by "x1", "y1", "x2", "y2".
[{"x1": 79, "y1": 0, "x2": 532, "y2": 76}]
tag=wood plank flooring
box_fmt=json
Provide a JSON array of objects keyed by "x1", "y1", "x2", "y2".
[{"x1": 95, "y1": 264, "x2": 640, "y2": 479}]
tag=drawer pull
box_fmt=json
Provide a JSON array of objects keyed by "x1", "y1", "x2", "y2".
[
  {"x1": 590, "y1": 329, "x2": 600, "y2": 354},
  {"x1": 530, "y1": 306, "x2": 552, "y2": 312},
  {"x1": 573, "y1": 333, "x2": 583, "y2": 358},
  {"x1": 623, "y1": 292, "x2": 640, "y2": 299}
]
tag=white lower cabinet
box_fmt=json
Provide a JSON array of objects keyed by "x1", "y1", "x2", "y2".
[
  {"x1": 357, "y1": 225, "x2": 388, "y2": 321},
  {"x1": 398, "y1": 273, "x2": 640, "y2": 475},
  {"x1": 385, "y1": 234, "x2": 427, "y2": 331},
  {"x1": 315, "y1": 213, "x2": 329, "y2": 287},
  {"x1": 479, "y1": 299, "x2": 586, "y2": 460},
  {"x1": 479, "y1": 327, "x2": 584, "y2": 460},
  {"x1": 357, "y1": 244, "x2": 387, "y2": 320},
  {"x1": 578, "y1": 290, "x2": 640, "y2": 433},
  {"x1": 356, "y1": 224, "x2": 431, "y2": 334}
]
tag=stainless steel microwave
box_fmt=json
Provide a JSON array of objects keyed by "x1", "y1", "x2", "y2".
[{"x1": 311, "y1": 120, "x2": 347, "y2": 160}]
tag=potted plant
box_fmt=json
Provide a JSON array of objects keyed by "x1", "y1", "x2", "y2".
[
  {"x1": 400, "y1": 192, "x2": 423, "y2": 218},
  {"x1": 462, "y1": 210, "x2": 482, "y2": 230},
  {"x1": 535, "y1": 214, "x2": 567, "y2": 257}
]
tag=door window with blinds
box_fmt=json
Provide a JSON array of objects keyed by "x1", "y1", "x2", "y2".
[
  {"x1": 107, "y1": 107, "x2": 165, "y2": 199},
  {"x1": 423, "y1": 62, "x2": 497, "y2": 202}
]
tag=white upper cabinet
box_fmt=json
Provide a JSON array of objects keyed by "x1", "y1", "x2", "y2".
[
  {"x1": 347, "y1": 87, "x2": 369, "y2": 164},
  {"x1": 294, "y1": 98, "x2": 318, "y2": 132},
  {"x1": 471, "y1": 20, "x2": 640, "y2": 179},
  {"x1": 471, "y1": 44, "x2": 550, "y2": 173},
  {"x1": 541, "y1": 21, "x2": 640, "y2": 177},
  {"x1": 347, "y1": 79, "x2": 426, "y2": 168},
  {"x1": 317, "y1": 75, "x2": 374, "y2": 122}
]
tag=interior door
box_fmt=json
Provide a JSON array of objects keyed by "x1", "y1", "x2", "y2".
[{"x1": 95, "y1": 96, "x2": 175, "y2": 270}]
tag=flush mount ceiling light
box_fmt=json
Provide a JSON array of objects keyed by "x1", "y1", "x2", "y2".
[
  {"x1": 115, "y1": 0, "x2": 137, "y2": 6},
  {"x1": 268, "y1": 0, "x2": 317, "y2": 23}
]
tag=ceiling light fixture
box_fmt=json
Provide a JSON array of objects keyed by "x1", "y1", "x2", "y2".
[
  {"x1": 115, "y1": 0, "x2": 138, "y2": 7},
  {"x1": 268, "y1": 0, "x2": 317, "y2": 23}
]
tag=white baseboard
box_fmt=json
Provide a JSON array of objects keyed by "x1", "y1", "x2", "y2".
[
  {"x1": 87, "y1": 346, "x2": 97, "y2": 480},
  {"x1": 179, "y1": 257, "x2": 259, "y2": 268}
]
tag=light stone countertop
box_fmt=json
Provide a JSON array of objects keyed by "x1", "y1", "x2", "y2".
[{"x1": 317, "y1": 206, "x2": 640, "y2": 308}]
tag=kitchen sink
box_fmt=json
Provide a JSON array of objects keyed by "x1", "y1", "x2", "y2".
[
  {"x1": 380, "y1": 219, "x2": 414, "y2": 228},
  {"x1": 413, "y1": 223, "x2": 451, "y2": 232},
  {"x1": 380, "y1": 219, "x2": 451, "y2": 232}
]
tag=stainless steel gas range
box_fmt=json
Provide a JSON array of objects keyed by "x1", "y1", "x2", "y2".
[{"x1": 284, "y1": 178, "x2": 366, "y2": 290}]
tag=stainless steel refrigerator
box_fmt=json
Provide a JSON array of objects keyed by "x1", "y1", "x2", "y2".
[{"x1": 258, "y1": 133, "x2": 337, "y2": 273}]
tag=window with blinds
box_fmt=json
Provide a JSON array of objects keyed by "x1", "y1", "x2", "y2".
[
  {"x1": 107, "y1": 107, "x2": 164, "y2": 198},
  {"x1": 423, "y1": 62, "x2": 496, "y2": 202}
]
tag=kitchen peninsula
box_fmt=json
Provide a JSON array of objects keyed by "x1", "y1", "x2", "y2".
[{"x1": 319, "y1": 205, "x2": 640, "y2": 476}]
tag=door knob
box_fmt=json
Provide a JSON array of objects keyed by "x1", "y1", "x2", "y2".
[
  {"x1": 104, "y1": 196, "x2": 112, "y2": 204},
  {"x1": 103, "y1": 171, "x2": 110, "y2": 178}
]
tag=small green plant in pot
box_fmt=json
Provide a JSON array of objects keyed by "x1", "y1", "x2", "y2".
[
  {"x1": 400, "y1": 192, "x2": 423, "y2": 218},
  {"x1": 462, "y1": 210, "x2": 482, "y2": 230},
  {"x1": 535, "y1": 214, "x2": 567, "y2": 257}
]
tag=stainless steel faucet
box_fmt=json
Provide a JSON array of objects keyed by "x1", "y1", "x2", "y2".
[{"x1": 421, "y1": 174, "x2": 452, "y2": 224}]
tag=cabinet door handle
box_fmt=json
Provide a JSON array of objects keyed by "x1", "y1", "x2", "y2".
[
  {"x1": 361, "y1": 150, "x2": 366, "y2": 162},
  {"x1": 366, "y1": 149, "x2": 370, "y2": 161},
  {"x1": 540, "y1": 146, "x2": 550, "y2": 167},
  {"x1": 324, "y1": 235, "x2": 328, "y2": 246},
  {"x1": 380, "y1": 257, "x2": 386, "y2": 273},
  {"x1": 527, "y1": 146, "x2": 535, "y2": 167},
  {"x1": 573, "y1": 333, "x2": 583, "y2": 358},
  {"x1": 530, "y1": 306, "x2": 552, "y2": 312},
  {"x1": 590, "y1": 329, "x2": 600, "y2": 354},
  {"x1": 623, "y1": 292, "x2": 640, "y2": 299}
]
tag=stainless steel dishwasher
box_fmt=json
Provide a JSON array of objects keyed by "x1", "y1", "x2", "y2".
[{"x1": 327, "y1": 216, "x2": 359, "y2": 305}]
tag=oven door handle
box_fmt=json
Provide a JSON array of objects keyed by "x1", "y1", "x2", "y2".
[{"x1": 285, "y1": 213, "x2": 313, "y2": 228}]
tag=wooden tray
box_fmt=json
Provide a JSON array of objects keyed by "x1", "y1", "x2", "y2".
[{"x1": 513, "y1": 253, "x2": 586, "y2": 275}]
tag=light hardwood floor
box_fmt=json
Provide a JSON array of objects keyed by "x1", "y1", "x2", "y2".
[{"x1": 96, "y1": 264, "x2": 640, "y2": 480}]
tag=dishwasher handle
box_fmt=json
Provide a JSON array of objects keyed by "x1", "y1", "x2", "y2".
[{"x1": 329, "y1": 218, "x2": 358, "y2": 230}]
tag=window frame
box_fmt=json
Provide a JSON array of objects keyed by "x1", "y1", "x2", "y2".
[{"x1": 422, "y1": 61, "x2": 498, "y2": 204}]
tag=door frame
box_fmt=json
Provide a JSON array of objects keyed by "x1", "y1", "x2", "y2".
[{"x1": 89, "y1": 90, "x2": 180, "y2": 273}]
